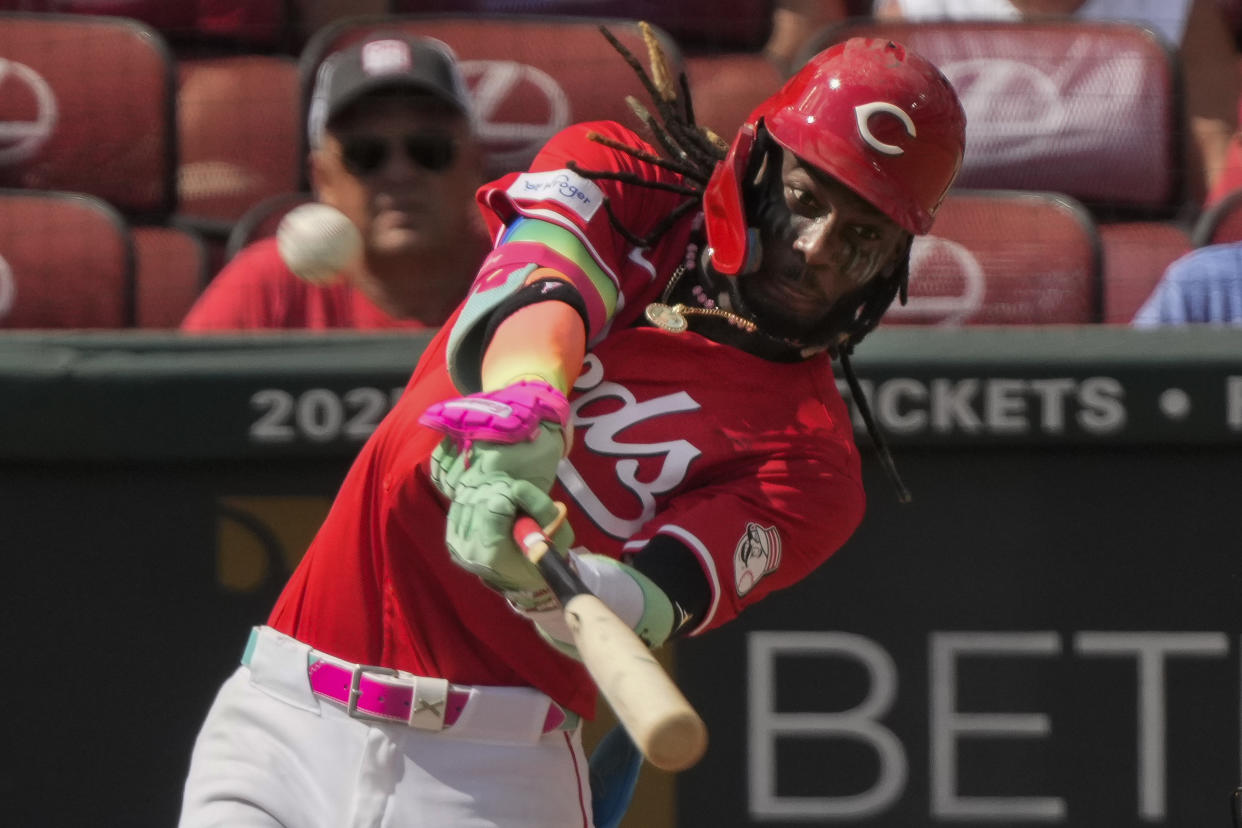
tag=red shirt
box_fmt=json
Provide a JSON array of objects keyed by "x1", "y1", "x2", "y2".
[
  {"x1": 181, "y1": 238, "x2": 428, "y2": 331},
  {"x1": 267, "y1": 123, "x2": 865, "y2": 718}
]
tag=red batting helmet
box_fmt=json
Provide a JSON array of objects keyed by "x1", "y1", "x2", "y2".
[{"x1": 702, "y1": 38, "x2": 966, "y2": 275}]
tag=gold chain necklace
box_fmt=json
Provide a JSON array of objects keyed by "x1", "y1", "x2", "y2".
[{"x1": 643, "y1": 264, "x2": 759, "y2": 335}]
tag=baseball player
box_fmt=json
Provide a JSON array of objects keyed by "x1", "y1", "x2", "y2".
[{"x1": 179, "y1": 31, "x2": 965, "y2": 828}]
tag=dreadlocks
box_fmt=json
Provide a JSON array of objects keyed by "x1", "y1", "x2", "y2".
[{"x1": 568, "y1": 23, "x2": 727, "y2": 249}]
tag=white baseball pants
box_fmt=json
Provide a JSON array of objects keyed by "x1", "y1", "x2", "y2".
[{"x1": 179, "y1": 634, "x2": 593, "y2": 827}]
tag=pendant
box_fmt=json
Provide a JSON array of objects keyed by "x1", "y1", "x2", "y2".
[{"x1": 645, "y1": 302, "x2": 688, "y2": 333}]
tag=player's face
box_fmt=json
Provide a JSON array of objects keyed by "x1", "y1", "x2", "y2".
[
  {"x1": 739, "y1": 150, "x2": 908, "y2": 342},
  {"x1": 314, "y1": 94, "x2": 480, "y2": 258}
]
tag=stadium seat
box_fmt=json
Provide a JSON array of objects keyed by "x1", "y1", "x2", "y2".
[
  {"x1": 0, "y1": 13, "x2": 177, "y2": 219},
  {"x1": 801, "y1": 19, "x2": 1186, "y2": 219},
  {"x1": 884, "y1": 190, "x2": 1102, "y2": 326},
  {"x1": 685, "y1": 51, "x2": 785, "y2": 141},
  {"x1": 0, "y1": 189, "x2": 133, "y2": 328},
  {"x1": 176, "y1": 54, "x2": 302, "y2": 234},
  {"x1": 1098, "y1": 221, "x2": 1193, "y2": 323},
  {"x1": 300, "y1": 15, "x2": 687, "y2": 181},
  {"x1": 132, "y1": 224, "x2": 210, "y2": 328},
  {"x1": 224, "y1": 191, "x2": 313, "y2": 262},
  {"x1": 1191, "y1": 186, "x2": 1242, "y2": 245}
]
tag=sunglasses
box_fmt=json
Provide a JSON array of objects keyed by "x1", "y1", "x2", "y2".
[{"x1": 338, "y1": 133, "x2": 458, "y2": 175}]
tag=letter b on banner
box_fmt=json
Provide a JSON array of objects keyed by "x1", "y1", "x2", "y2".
[{"x1": 748, "y1": 632, "x2": 907, "y2": 819}]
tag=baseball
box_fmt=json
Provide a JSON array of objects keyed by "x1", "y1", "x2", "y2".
[{"x1": 276, "y1": 203, "x2": 363, "y2": 284}]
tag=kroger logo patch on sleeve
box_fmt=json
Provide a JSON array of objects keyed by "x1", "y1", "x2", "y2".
[{"x1": 507, "y1": 170, "x2": 603, "y2": 222}]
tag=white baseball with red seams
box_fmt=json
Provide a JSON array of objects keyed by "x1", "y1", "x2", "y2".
[{"x1": 276, "y1": 203, "x2": 362, "y2": 285}]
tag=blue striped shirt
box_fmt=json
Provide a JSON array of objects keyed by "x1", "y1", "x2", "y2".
[{"x1": 1131, "y1": 242, "x2": 1242, "y2": 326}]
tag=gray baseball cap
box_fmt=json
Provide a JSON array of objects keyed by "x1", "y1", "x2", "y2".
[{"x1": 308, "y1": 33, "x2": 473, "y2": 146}]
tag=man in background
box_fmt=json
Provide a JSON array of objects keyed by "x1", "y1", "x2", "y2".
[
  {"x1": 181, "y1": 32, "x2": 489, "y2": 330},
  {"x1": 1132, "y1": 241, "x2": 1242, "y2": 325}
]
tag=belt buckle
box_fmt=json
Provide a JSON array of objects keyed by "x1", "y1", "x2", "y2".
[{"x1": 346, "y1": 663, "x2": 401, "y2": 723}]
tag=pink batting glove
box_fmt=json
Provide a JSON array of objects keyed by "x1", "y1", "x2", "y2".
[{"x1": 419, "y1": 379, "x2": 571, "y2": 457}]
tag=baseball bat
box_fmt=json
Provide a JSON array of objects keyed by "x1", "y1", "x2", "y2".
[{"x1": 512, "y1": 513, "x2": 708, "y2": 772}]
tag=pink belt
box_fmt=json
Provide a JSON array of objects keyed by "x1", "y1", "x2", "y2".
[
  {"x1": 243, "y1": 627, "x2": 573, "y2": 734},
  {"x1": 306, "y1": 658, "x2": 571, "y2": 733}
]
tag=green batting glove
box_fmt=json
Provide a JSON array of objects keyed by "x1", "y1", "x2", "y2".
[
  {"x1": 442, "y1": 452, "x2": 574, "y2": 592},
  {"x1": 420, "y1": 381, "x2": 574, "y2": 593}
]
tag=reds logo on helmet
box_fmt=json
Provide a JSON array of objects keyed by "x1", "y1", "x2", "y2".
[{"x1": 703, "y1": 37, "x2": 967, "y2": 275}]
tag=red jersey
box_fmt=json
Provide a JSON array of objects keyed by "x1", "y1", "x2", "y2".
[
  {"x1": 267, "y1": 122, "x2": 865, "y2": 718},
  {"x1": 181, "y1": 238, "x2": 428, "y2": 331}
]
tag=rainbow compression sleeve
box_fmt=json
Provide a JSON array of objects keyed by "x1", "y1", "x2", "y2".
[{"x1": 446, "y1": 217, "x2": 620, "y2": 393}]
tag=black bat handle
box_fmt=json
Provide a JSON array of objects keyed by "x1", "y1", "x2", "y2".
[{"x1": 512, "y1": 514, "x2": 590, "y2": 605}]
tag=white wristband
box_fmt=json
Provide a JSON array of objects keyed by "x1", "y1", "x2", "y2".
[
  {"x1": 513, "y1": 551, "x2": 646, "y2": 647},
  {"x1": 571, "y1": 551, "x2": 646, "y2": 628}
]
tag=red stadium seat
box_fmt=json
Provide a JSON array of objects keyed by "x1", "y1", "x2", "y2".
[
  {"x1": 176, "y1": 55, "x2": 302, "y2": 233},
  {"x1": 685, "y1": 51, "x2": 784, "y2": 141},
  {"x1": 301, "y1": 15, "x2": 687, "y2": 181},
  {"x1": 802, "y1": 19, "x2": 1185, "y2": 218},
  {"x1": 884, "y1": 190, "x2": 1102, "y2": 326},
  {"x1": 0, "y1": 189, "x2": 133, "y2": 328},
  {"x1": 0, "y1": 13, "x2": 177, "y2": 219},
  {"x1": 1191, "y1": 186, "x2": 1242, "y2": 246},
  {"x1": 132, "y1": 224, "x2": 210, "y2": 328},
  {"x1": 1098, "y1": 221, "x2": 1192, "y2": 323},
  {"x1": 224, "y1": 191, "x2": 313, "y2": 262}
]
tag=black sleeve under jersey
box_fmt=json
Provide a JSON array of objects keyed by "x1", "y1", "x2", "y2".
[
  {"x1": 479, "y1": 277, "x2": 590, "y2": 355},
  {"x1": 626, "y1": 534, "x2": 711, "y2": 637}
]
